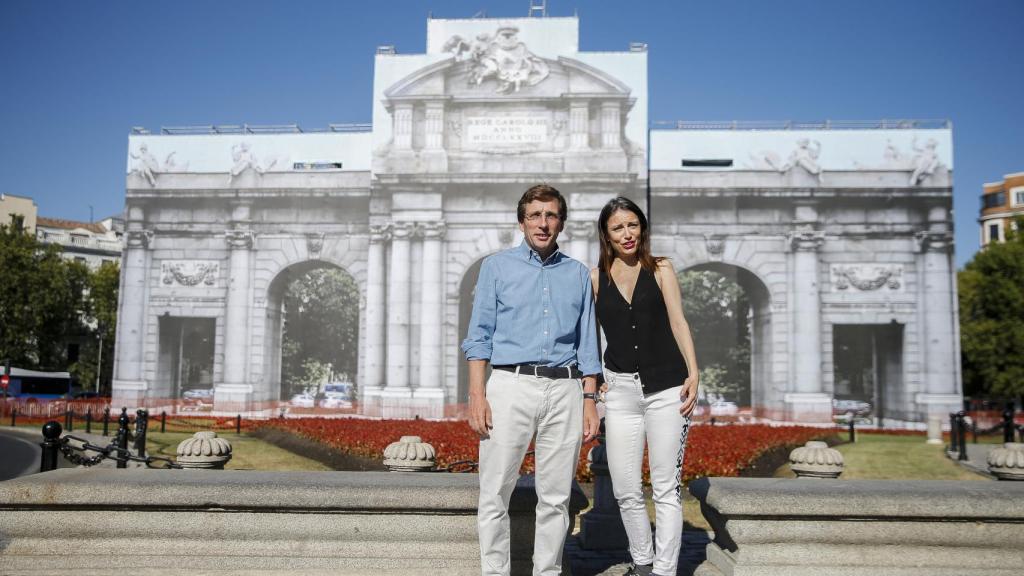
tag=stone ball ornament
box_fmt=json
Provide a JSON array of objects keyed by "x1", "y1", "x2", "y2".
[
  {"x1": 987, "y1": 442, "x2": 1024, "y2": 481},
  {"x1": 383, "y1": 436, "x2": 436, "y2": 471},
  {"x1": 175, "y1": 431, "x2": 233, "y2": 469},
  {"x1": 789, "y1": 440, "x2": 844, "y2": 479}
]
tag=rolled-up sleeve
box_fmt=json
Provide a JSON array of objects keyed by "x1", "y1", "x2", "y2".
[
  {"x1": 575, "y1": 265, "x2": 602, "y2": 376},
  {"x1": 461, "y1": 257, "x2": 497, "y2": 361}
]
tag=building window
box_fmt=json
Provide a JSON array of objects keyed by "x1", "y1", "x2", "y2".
[
  {"x1": 983, "y1": 191, "x2": 1006, "y2": 210},
  {"x1": 988, "y1": 222, "x2": 1002, "y2": 244},
  {"x1": 1012, "y1": 187, "x2": 1024, "y2": 206}
]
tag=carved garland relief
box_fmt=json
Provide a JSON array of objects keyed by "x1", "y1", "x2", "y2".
[
  {"x1": 830, "y1": 264, "x2": 903, "y2": 292},
  {"x1": 161, "y1": 261, "x2": 220, "y2": 287}
]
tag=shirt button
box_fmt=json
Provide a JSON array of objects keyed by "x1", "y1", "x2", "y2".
[
  {"x1": 544, "y1": 309, "x2": 548, "y2": 314},
  {"x1": 632, "y1": 325, "x2": 636, "y2": 329},
  {"x1": 543, "y1": 330, "x2": 548, "y2": 335},
  {"x1": 634, "y1": 345, "x2": 638, "y2": 349}
]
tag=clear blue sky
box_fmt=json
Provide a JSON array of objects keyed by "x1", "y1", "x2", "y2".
[{"x1": 2, "y1": 0, "x2": 1021, "y2": 268}]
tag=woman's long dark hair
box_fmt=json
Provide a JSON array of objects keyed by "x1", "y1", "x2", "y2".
[{"x1": 597, "y1": 196, "x2": 664, "y2": 276}]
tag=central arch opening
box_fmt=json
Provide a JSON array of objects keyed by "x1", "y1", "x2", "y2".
[
  {"x1": 680, "y1": 263, "x2": 772, "y2": 419},
  {"x1": 265, "y1": 261, "x2": 360, "y2": 408}
]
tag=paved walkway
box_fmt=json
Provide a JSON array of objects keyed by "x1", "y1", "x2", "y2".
[
  {"x1": 566, "y1": 530, "x2": 711, "y2": 576},
  {"x1": 948, "y1": 441, "x2": 998, "y2": 478}
]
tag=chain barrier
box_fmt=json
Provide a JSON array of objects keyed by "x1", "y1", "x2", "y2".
[{"x1": 56, "y1": 434, "x2": 183, "y2": 469}]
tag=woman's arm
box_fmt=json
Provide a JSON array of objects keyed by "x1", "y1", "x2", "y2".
[{"x1": 655, "y1": 259, "x2": 700, "y2": 415}]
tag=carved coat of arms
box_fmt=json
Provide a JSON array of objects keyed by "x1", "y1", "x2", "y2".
[{"x1": 443, "y1": 26, "x2": 550, "y2": 93}]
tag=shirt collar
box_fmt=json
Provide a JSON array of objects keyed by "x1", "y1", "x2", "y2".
[{"x1": 518, "y1": 239, "x2": 562, "y2": 265}]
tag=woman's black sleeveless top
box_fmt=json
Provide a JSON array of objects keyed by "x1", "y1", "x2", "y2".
[{"x1": 596, "y1": 266, "x2": 688, "y2": 394}]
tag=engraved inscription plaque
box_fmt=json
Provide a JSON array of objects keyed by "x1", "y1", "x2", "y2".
[{"x1": 464, "y1": 115, "x2": 549, "y2": 148}]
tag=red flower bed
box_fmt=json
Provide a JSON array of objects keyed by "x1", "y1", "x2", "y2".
[{"x1": 254, "y1": 418, "x2": 834, "y2": 483}]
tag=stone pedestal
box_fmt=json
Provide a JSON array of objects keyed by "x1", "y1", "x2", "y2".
[
  {"x1": 784, "y1": 393, "x2": 833, "y2": 424},
  {"x1": 579, "y1": 441, "x2": 628, "y2": 550},
  {"x1": 927, "y1": 414, "x2": 944, "y2": 444},
  {"x1": 176, "y1": 431, "x2": 233, "y2": 469}
]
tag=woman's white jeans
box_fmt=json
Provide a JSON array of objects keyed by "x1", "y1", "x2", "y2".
[{"x1": 604, "y1": 369, "x2": 691, "y2": 576}]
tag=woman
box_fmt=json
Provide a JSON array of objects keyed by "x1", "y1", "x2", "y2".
[{"x1": 591, "y1": 196, "x2": 699, "y2": 576}]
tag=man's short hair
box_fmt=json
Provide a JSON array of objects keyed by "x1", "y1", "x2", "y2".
[{"x1": 517, "y1": 184, "x2": 568, "y2": 223}]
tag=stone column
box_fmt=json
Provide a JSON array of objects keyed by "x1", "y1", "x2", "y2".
[
  {"x1": 600, "y1": 101, "x2": 621, "y2": 149},
  {"x1": 424, "y1": 102, "x2": 444, "y2": 150},
  {"x1": 785, "y1": 205, "x2": 830, "y2": 422},
  {"x1": 414, "y1": 222, "x2": 446, "y2": 418},
  {"x1": 112, "y1": 206, "x2": 152, "y2": 407},
  {"x1": 567, "y1": 220, "x2": 595, "y2": 268},
  {"x1": 569, "y1": 101, "x2": 590, "y2": 150},
  {"x1": 393, "y1": 103, "x2": 413, "y2": 150},
  {"x1": 217, "y1": 202, "x2": 254, "y2": 411},
  {"x1": 915, "y1": 205, "x2": 960, "y2": 416},
  {"x1": 382, "y1": 222, "x2": 414, "y2": 413},
  {"x1": 362, "y1": 224, "x2": 390, "y2": 405}
]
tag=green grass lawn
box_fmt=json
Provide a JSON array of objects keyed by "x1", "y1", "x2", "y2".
[
  {"x1": 145, "y1": 431, "x2": 331, "y2": 471},
  {"x1": 773, "y1": 433, "x2": 986, "y2": 481}
]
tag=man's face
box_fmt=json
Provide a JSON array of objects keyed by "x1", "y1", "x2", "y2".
[{"x1": 519, "y1": 198, "x2": 563, "y2": 257}]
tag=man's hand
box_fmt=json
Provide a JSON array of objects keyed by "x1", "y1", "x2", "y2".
[
  {"x1": 469, "y1": 393, "x2": 493, "y2": 438},
  {"x1": 680, "y1": 373, "x2": 700, "y2": 416},
  {"x1": 582, "y1": 400, "x2": 600, "y2": 442}
]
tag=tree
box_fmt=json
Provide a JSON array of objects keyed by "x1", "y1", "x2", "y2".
[
  {"x1": 0, "y1": 221, "x2": 90, "y2": 371},
  {"x1": 678, "y1": 269, "x2": 751, "y2": 404},
  {"x1": 69, "y1": 262, "x2": 119, "y2": 395},
  {"x1": 959, "y1": 220, "x2": 1024, "y2": 398},
  {"x1": 280, "y1": 267, "x2": 360, "y2": 396}
]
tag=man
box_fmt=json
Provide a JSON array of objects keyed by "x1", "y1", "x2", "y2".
[{"x1": 462, "y1": 184, "x2": 601, "y2": 576}]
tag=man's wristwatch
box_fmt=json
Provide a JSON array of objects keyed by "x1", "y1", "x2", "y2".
[{"x1": 583, "y1": 392, "x2": 597, "y2": 401}]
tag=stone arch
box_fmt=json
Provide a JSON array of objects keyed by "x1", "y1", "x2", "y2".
[
  {"x1": 679, "y1": 259, "x2": 774, "y2": 416},
  {"x1": 261, "y1": 257, "x2": 363, "y2": 402},
  {"x1": 444, "y1": 226, "x2": 520, "y2": 402}
]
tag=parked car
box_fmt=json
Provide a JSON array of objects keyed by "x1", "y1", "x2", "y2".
[
  {"x1": 288, "y1": 393, "x2": 316, "y2": 408},
  {"x1": 709, "y1": 400, "x2": 739, "y2": 417},
  {"x1": 318, "y1": 393, "x2": 353, "y2": 409},
  {"x1": 832, "y1": 398, "x2": 872, "y2": 418},
  {"x1": 183, "y1": 388, "x2": 214, "y2": 400}
]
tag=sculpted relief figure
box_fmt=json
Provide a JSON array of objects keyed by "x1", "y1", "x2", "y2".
[
  {"x1": 779, "y1": 138, "x2": 823, "y2": 182},
  {"x1": 228, "y1": 142, "x2": 277, "y2": 184},
  {"x1": 444, "y1": 26, "x2": 549, "y2": 93},
  {"x1": 908, "y1": 137, "x2": 941, "y2": 185},
  {"x1": 129, "y1": 143, "x2": 161, "y2": 186}
]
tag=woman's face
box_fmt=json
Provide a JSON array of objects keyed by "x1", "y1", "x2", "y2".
[{"x1": 605, "y1": 208, "x2": 642, "y2": 259}]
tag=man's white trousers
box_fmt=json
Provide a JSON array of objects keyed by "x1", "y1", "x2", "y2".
[{"x1": 477, "y1": 368, "x2": 583, "y2": 576}]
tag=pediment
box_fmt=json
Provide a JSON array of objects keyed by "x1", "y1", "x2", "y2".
[{"x1": 383, "y1": 56, "x2": 631, "y2": 103}]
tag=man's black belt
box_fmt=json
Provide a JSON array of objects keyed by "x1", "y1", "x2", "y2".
[{"x1": 493, "y1": 364, "x2": 582, "y2": 379}]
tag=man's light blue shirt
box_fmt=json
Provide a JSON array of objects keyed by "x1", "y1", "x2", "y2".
[{"x1": 461, "y1": 241, "x2": 601, "y2": 376}]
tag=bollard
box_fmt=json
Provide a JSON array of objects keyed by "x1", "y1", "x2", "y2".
[
  {"x1": 957, "y1": 411, "x2": 968, "y2": 461},
  {"x1": 134, "y1": 409, "x2": 148, "y2": 458},
  {"x1": 116, "y1": 407, "x2": 129, "y2": 469},
  {"x1": 85, "y1": 409, "x2": 92, "y2": 434},
  {"x1": 160, "y1": 411, "x2": 167, "y2": 433},
  {"x1": 236, "y1": 414, "x2": 242, "y2": 435},
  {"x1": 102, "y1": 406, "x2": 110, "y2": 436},
  {"x1": 848, "y1": 419, "x2": 856, "y2": 443},
  {"x1": 10, "y1": 408, "x2": 16, "y2": 427},
  {"x1": 948, "y1": 413, "x2": 957, "y2": 453},
  {"x1": 40, "y1": 421, "x2": 63, "y2": 473},
  {"x1": 64, "y1": 409, "x2": 72, "y2": 432},
  {"x1": 1004, "y1": 407, "x2": 1015, "y2": 443},
  {"x1": 972, "y1": 418, "x2": 977, "y2": 444}
]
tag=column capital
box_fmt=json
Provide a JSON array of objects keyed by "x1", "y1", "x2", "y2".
[
  {"x1": 369, "y1": 223, "x2": 392, "y2": 243},
  {"x1": 915, "y1": 230, "x2": 953, "y2": 253},
  {"x1": 565, "y1": 220, "x2": 595, "y2": 239},
  {"x1": 419, "y1": 221, "x2": 447, "y2": 240},
  {"x1": 225, "y1": 229, "x2": 255, "y2": 250},
  {"x1": 125, "y1": 229, "x2": 153, "y2": 250},
  {"x1": 787, "y1": 230, "x2": 825, "y2": 252},
  {"x1": 391, "y1": 222, "x2": 415, "y2": 239}
]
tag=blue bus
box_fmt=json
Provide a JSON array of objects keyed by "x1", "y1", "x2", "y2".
[{"x1": 3, "y1": 367, "x2": 74, "y2": 401}]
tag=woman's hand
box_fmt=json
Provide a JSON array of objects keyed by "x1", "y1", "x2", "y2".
[{"x1": 679, "y1": 373, "x2": 699, "y2": 416}]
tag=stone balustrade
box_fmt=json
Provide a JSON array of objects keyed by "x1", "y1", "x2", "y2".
[
  {"x1": 0, "y1": 468, "x2": 585, "y2": 575},
  {"x1": 689, "y1": 477, "x2": 1024, "y2": 575}
]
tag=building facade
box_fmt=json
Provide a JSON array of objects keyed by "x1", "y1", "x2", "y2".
[
  {"x1": 979, "y1": 172, "x2": 1024, "y2": 246},
  {"x1": 113, "y1": 15, "x2": 961, "y2": 424},
  {"x1": 35, "y1": 216, "x2": 123, "y2": 270}
]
